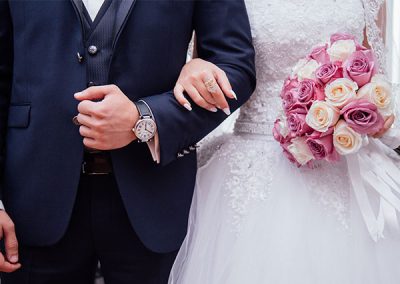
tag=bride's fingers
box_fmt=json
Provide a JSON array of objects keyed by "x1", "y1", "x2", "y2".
[
  {"x1": 201, "y1": 73, "x2": 230, "y2": 115},
  {"x1": 174, "y1": 84, "x2": 192, "y2": 111},
  {"x1": 214, "y1": 68, "x2": 237, "y2": 100},
  {"x1": 191, "y1": 79, "x2": 217, "y2": 106},
  {"x1": 184, "y1": 85, "x2": 218, "y2": 112},
  {"x1": 372, "y1": 114, "x2": 395, "y2": 138}
]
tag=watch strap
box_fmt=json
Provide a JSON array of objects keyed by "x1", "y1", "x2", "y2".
[{"x1": 135, "y1": 100, "x2": 153, "y2": 119}]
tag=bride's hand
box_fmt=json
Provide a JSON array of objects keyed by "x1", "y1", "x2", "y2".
[
  {"x1": 372, "y1": 114, "x2": 395, "y2": 138},
  {"x1": 173, "y1": 58, "x2": 237, "y2": 115}
]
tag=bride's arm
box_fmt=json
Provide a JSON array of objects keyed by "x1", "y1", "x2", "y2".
[{"x1": 363, "y1": 0, "x2": 400, "y2": 148}]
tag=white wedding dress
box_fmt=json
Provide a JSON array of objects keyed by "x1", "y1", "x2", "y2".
[{"x1": 170, "y1": 1, "x2": 400, "y2": 283}]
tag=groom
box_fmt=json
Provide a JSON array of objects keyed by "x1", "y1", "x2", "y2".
[{"x1": 0, "y1": 0, "x2": 255, "y2": 283}]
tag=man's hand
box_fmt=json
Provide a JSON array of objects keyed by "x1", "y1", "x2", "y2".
[
  {"x1": 0, "y1": 211, "x2": 21, "y2": 273},
  {"x1": 75, "y1": 85, "x2": 139, "y2": 150}
]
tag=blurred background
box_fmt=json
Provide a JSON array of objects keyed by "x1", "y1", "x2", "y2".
[{"x1": 387, "y1": 0, "x2": 400, "y2": 84}]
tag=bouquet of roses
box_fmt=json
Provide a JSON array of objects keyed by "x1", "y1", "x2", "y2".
[{"x1": 273, "y1": 33, "x2": 394, "y2": 167}]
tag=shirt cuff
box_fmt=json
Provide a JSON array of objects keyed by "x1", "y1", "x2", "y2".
[
  {"x1": 146, "y1": 132, "x2": 160, "y2": 164},
  {"x1": 0, "y1": 200, "x2": 5, "y2": 211}
]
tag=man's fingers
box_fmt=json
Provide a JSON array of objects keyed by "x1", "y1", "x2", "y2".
[
  {"x1": 3, "y1": 220, "x2": 18, "y2": 264},
  {"x1": 0, "y1": 253, "x2": 21, "y2": 273},
  {"x1": 174, "y1": 84, "x2": 192, "y2": 111},
  {"x1": 83, "y1": 137, "x2": 98, "y2": 149},
  {"x1": 184, "y1": 85, "x2": 217, "y2": 112},
  {"x1": 76, "y1": 113, "x2": 95, "y2": 128},
  {"x1": 77, "y1": 100, "x2": 98, "y2": 116},
  {"x1": 79, "y1": 125, "x2": 96, "y2": 139},
  {"x1": 214, "y1": 68, "x2": 236, "y2": 100},
  {"x1": 74, "y1": 85, "x2": 118, "y2": 101}
]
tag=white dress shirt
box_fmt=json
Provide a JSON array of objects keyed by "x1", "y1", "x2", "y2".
[{"x1": 83, "y1": 0, "x2": 161, "y2": 163}]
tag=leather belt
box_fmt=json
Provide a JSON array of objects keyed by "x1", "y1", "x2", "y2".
[{"x1": 82, "y1": 151, "x2": 113, "y2": 175}]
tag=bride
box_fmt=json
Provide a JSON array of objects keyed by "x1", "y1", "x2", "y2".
[{"x1": 169, "y1": 0, "x2": 400, "y2": 283}]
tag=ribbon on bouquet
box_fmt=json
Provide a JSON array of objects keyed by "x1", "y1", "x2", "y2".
[{"x1": 346, "y1": 138, "x2": 400, "y2": 242}]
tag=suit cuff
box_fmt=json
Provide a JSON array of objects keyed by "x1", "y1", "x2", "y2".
[
  {"x1": 0, "y1": 200, "x2": 5, "y2": 211},
  {"x1": 146, "y1": 132, "x2": 160, "y2": 164}
]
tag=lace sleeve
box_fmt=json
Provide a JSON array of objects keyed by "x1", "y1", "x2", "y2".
[
  {"x1": 362, "y1": 0, "x2": 386, "y2": 73},
  {"x1": 362, "y1": 0, "x2": 400, "y2": 149}
]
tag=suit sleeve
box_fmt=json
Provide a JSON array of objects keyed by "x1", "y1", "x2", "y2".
[
  {"x1": 0, "y1": 0, "x2": 14, "y2": 202},
  {"x1": 142, "y1": 0, "x2": 256, "y2": 166}
]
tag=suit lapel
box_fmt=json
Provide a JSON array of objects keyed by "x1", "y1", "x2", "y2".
[
  {"x1": 70, "y1": 0, "x2": 84, "y2": 20},
  {"x1": 113, "y1": 0, "x2": 137, "y2": 48}
]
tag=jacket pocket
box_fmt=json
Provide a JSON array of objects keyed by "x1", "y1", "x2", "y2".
[{"x1": 7, "y1": 104, "x2": 31, "y2": 128}]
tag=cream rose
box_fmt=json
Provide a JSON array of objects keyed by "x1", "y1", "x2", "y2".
[
  {"x1": 325, "y1": 78, "x2": 359, "y2": 108},
  {"x1": 358, "y1": 75, "x2": 393, "y2": 116},
  {"x1": 306, "y1": 101, "x2": 340, "y2": 132},
  {"x1": 327, "y1": 39, "x2": 357, "y2": 62},
  {"x1": 333, "y1": 120, "x2": 363, "y2": 155},
  {"x1": 287, "y1": 137, "x2": 314, "y2": 166},
  {"x1": 296, "y1": 59, "x2": 320, "y2": 81}
]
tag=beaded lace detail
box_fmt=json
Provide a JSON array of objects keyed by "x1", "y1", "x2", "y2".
[
  {"x1": 198, "y1": 0, "x2": 387, "y2": 232},
  {"x1": 362, "y1": 0, "x2": 386, "y2": 74}
]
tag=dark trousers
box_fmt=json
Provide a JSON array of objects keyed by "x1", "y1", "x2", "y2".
[{"x1": 1, "y1": 174, "x2": 178, "y2": 284}]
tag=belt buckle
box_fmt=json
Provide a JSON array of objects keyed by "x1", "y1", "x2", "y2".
[{"x1": 81, "y1": 162, "x2": 110, "y2": 176}]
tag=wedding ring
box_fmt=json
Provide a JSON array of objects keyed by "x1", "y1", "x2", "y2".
[{"x1": 204, "y1": 78, "x2": 218, "y2": 94}]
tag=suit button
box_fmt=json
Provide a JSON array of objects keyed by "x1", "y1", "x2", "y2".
[
  {"x1": 88, "y1": 81, "x2": 96, "y2": 87},
  {"x1": 88, "y1": 45, "x2": 98, "y2": 55}
]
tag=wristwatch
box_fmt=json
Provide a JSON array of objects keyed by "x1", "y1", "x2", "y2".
[{"x1": 133, "y1": 100, "x2": 157, "y2": 142}]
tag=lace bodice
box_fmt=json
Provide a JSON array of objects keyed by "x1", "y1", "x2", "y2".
[{"x1": 234, "y1": 0, "x2": 366, "y2": 135}]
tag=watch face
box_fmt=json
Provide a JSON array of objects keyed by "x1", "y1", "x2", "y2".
[{"x1": 135, "y1": 119, "x2": 156, "y2": 142}]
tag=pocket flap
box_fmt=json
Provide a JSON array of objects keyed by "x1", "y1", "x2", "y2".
[{"x1": 8, "y1": 104, "x2": 31, "y2": 128}]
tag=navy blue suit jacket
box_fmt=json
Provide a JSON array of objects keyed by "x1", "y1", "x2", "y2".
[{"x1": 0, "y1": 0, "x2": 256, "y2": 253}]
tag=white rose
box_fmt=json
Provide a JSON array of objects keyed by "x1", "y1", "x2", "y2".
[
  {"x1": 306, "y1": 101, "x2": 340, "y2": 132},
  {"x1": 291, "y1": 58, "x2": 308, "y2": 78},
  {"x1": 297, "y1": 59, "x2": 320, "y2": 81},
  {"x1": 327, "y1": 39, "x2": 356, "y2": 62},
  {"x1": 333, "y1": 120, "x2": 363, "y2": 155},
  {"x1": 325, "y1": 78, "x2": 359, "y2": 108},
  {"x1": 287, "y1": 137, "x2": 315, "y2": 166},
  {"x1": 358, "y1": 75, "x2": 393, "y2": 116}
]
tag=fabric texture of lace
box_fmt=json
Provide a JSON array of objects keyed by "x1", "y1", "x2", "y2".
[{"x1": 198, "y1": 0, "x2": 389, "y2": 233}]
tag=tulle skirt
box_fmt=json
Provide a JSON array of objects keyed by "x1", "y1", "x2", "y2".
[{"x1": 169, "y1": 133, "x2": 400, "y2": 284}]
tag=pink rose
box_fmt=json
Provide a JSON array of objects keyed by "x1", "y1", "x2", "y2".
[
  {"x1": 315, "y1": 62, "x2": 343, "y2": 85},
  {"x1": 297, "y1": 79, "x2": 324, "y2": 106},
  {"x1": 306, "y1": 131, "x2": 339, "y2": 161},
  {"x1": 330, "y1": 33, "x2": 366, "y2": 51},
  {"x1": 340, "y1": 99, "x2": 384, "y2": 135},
  {"x1": 287, "y1": 105, "x2": 312, "y2": 136},
  {"x1": 343, "y1": 50, "x2": 377, "y2": 87},
  {"x1": 308, "y1": 44, "x2": 330, "y2": 64},
  {"x1": 281, "y1": 77, "x2": 300, "y2": 111}
]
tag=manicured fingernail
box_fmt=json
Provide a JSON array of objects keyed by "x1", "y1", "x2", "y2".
[
  {"x1": 223, "y1": 108, "x2": 231, "y2": 116},
  {"x1": 74, "y1": 92, "x2": 82, "y2": 98},
  {"x1": 209, "y1": 107, "x2": 218, "y2": 112},
  {"x1": 216, "y1": 105, "x2": 221, "y2": 109},
  {"x1": 10, "y1": 255, "x2": 18, "y2": 263},
  {"x1": 231, "y1": 90, "x2": 238, "y2": 100},
  {"x1": 183, "y1": 103, "x2": 192, "y2": 111}
]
